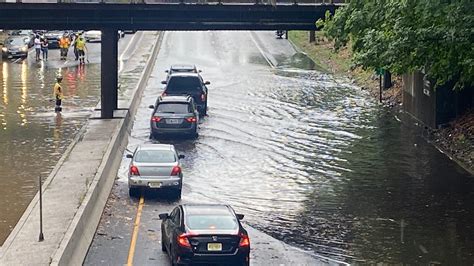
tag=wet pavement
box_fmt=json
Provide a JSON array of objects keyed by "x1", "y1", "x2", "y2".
[
  {"x1": 85, "y1": 31, "x2": 474, "y2": 265},
  {"x1": 0, "y1": 33, "x2": 137, "y2": 245}
]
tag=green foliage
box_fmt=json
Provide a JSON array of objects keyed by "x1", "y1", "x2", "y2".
[{"x1": 317, "y1": 0, "x2": 474, "y2": 90}]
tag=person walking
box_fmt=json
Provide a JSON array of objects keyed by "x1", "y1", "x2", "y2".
[
  {"x1": 58, "y1": 34, "x2": 70, "y2": 60},
  {"x1": 72, "y1": 33, "x2": 79, "y2": 61},
  {"x1": 41, "y1": 37, "x2": 49, "y2": 61},
  {"x1": 53, "y1": 75, "x2": 64, "y2": 112},
  {"x1": 34, "y1": 35, "x2": 42, "y2": 61},
  {"x1": 75, "y1": 33, "x2": 87, "y2": 65}
]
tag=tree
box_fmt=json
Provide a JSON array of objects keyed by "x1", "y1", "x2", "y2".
[{"x1": 317, "y1": 0, "x2": 474, "y2": 90}]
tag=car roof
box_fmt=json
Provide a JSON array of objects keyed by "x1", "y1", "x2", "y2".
[
  {"x1": 182, "y1": 204, "x2": 235, "y2": 216},
  {"x1": 136, "y1": 143, "x2": 175, "y2": 152},
  {"x1": 158, "y1": 96, "x2": 192, "y2": 103},
  {"x1": 170, "y1": 64, "x2": 196, "y2": 70}
]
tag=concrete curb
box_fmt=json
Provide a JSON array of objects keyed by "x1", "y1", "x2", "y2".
[{"x1": 48, "y1": 32, "x2": 163, "y2": 266}]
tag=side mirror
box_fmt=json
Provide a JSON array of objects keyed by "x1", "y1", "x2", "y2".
[
  {"x1": 178, "y1": 155, "x2": 185, "y2": 159},
  {"x1": 159, "y1": 213, "x2": 169, "y2": 220},
  {"x1": 236, "y1": 214, "x2": 244, "y2": 220},
  {"x1": 148, "y1": 105, "x2": 155, "y2": 109},
  {"x1": 204, "y1": 81, "x2": 210, "y2": 85},
  {"x1": 165, "y1": 70, "x2": 169, "y2": 73},
  {"x1": 161, "y1": 81, "x2": 167, "y2": 85},
  {"x1": 126, "y1": 154, "x2": 133, "y2": 159},
  {"x1": 198, "y1": 70, "x2": 202, "y2": 73}
]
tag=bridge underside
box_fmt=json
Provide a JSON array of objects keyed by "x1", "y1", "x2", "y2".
[{"x1": 0, "y1": 3, "x2": 338, "y2": 118}]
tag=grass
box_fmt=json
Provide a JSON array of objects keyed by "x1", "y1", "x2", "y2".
[{"x1": 288, "y1": 30, "x2": 375, "y2": 88}]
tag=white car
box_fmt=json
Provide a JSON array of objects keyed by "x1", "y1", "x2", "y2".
[{"x1": 84, "y1": 30, "x2": 102, "y2": 42}]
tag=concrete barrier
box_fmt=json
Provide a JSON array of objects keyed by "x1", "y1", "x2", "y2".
[{"x1": 49, "y1": 32, "x2": 163, "y2": 265}]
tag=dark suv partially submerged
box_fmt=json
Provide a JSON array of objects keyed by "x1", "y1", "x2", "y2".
[
  {"x1": 162, "y1": 72, "x2": 210, "y2": 116},
  {"x1": 149, "y1": 95, "x2": 199, "y2": 139}
]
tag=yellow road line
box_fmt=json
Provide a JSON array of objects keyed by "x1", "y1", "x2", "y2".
[{"x1": 127, "y1": 195, "x2": 145, "y2": 266}]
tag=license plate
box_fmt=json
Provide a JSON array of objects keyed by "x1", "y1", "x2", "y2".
[
  {"x1": 149, "y1": 182, "x2": 162, "y2": 188},
  {"x1": 166, "y1": 119, "x2": 180, "y2": 124},
  {"x1": 207, "y1": 243, "x2": 222, "y2": 251},
  {"x1": 11, "y1": 52, "x2": 16, "y2": 55}
]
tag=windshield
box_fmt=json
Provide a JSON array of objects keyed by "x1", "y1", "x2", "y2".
[
  {"x1": 134, "y1": 150, "x2": 176, "y2": 163},
  {"x1": 156, "y1": 103, "x2": 190, "y2": 114},
  {"x1": 186, "y1": 215, "x2": 238, "y2": 230},
  {"x1": 166, "y1": 77, "x2": 202, "y2": 93},
  {"x1": 7, "y1": 38, "x2": 26, "y2": 46}
]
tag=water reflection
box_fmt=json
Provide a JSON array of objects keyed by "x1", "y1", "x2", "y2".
[
  {"x1": 145, "y1": 31, "x2": 474, "y2": 264},
  {"x1": 0, "y1": 60, "x2": 101, "y2": 244}
]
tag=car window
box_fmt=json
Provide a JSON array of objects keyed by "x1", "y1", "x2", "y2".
[
  {"x1": 166, "y1": 77, "x2": 203, "y2": 93},
  {"x1": 156, "y1": 103, "x2": 191, "y2": 114},
  {"x1": 134, "y1": 150, "x2": 176, "y2": 163},
  {"x1": 186, "y1": 215, "x2": 238, "y2": 230},
  {"x1": 7, "y1": 38, "x2": 26, "y2": 46}
]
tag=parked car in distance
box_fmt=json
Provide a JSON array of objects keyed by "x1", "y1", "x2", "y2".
[
  {"x1": 160, "y1": 204, "x2": 250, "y2": 266},
  {"x1": 162, "y1": 72, "x2": 210, "y2": 116},
  {"x1": 1, "y1": 36, "x2": 29, "y2": 59},
  {"x1": 84, "y1": 30, "x2": 102, "y2": 42},
  {"x1": 43, "y1": 31, "x2": 63, "y2": 49},
  {"x1": 126, "y1": 144, "x2": 184, "y2": 198},
  {"x1": 149, "y1": 95, "x2": 199, "y2": 139}
]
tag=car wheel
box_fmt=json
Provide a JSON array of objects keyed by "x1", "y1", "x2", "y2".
[
  {"x1": 129, "y1": 187, "x2": 139, "y2": 198},
  {"x1": 173, "y1": 189, "x2": 182, "y2": 200}
]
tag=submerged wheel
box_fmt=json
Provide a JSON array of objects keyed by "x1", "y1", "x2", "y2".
[{"x1": 129, "y1": 187, "x2": 139, "y2": 198}]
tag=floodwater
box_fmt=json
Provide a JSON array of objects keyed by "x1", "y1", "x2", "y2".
[
  {"x1": 126, "y1": 31, "x2": 474, "y2": 264},
  {"x1": 0, "y1": 32, "x2": 141, "y2": 245}
]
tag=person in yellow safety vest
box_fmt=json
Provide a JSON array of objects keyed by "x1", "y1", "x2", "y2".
[
  {"x1": 75, "y1": 34, "x2": 87, "y2": 65},
  {"x1": 59, "y1": 34, "x2": 70, "y2": 60},
  {"x1": 53, "y1": 75, "x2": 64, "y2": 112}
]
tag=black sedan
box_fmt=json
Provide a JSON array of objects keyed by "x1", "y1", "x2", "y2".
[
  {"x1": 1, "y1": 37, "x2": 29, "y2": 59},
  {"x1": 160, "y1": 204, "x2": 250, "y2": 266}
]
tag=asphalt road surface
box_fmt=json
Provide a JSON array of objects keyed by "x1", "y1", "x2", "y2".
[{"x1": 85, "y1": 31, "x2": 474, "y2": 265}]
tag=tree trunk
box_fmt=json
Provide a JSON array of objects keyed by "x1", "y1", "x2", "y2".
[{"x1": 383, "y1": 71, "x2": 392, "y2": 89}]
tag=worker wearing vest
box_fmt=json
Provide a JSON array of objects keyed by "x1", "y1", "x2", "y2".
[
  {"x1": 75, "y1": 34, "x2": 87, "y2": 65},
  {"x1": 53, "y1": 75, "x2": 64, "y2": 112},
  {"x1": 59, "y1": 34, "x2": 70, "y2": 60}
]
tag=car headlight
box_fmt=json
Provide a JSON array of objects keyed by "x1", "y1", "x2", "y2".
[
  {"x1": 1, "y1": 47, "x2": 7, "y2": 52},
  {"x1": 21, "y1": 46, "x2": 28, "y2": 52}
]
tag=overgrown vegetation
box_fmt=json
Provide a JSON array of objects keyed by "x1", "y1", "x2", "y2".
[{"x1": 317, "y1": 0, "x2": 474, "y2": 90}]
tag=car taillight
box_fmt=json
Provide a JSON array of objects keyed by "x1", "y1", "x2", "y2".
[
  {"x1": 130, "y1": 165, "x2": 140, "y2": 176},
  {"x1": 186, "y1": 117, "x2": 197, "y2": 123},
  {"x1": 151, "y1": 116, "x2": 161, "y2": 122},
  {"x1": 171, "y1": 166, "x2": 181, "y2": 176},
  {"x1": 177, "y1": 233, "x2": 192, "y2": 248},
  {"x1": 239, "y1": 233, "x2": 250, "y2": 247},
  {"x1": 201, "y1": 93, "x2": 206, "y2": 102}
]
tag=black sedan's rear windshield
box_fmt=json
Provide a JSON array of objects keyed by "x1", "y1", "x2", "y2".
[
  {"x1": 167, "y1": 77, "x2": 202, "y2": 93},
  {"x1": 186, "y1": 215, "x2": 238, "y2": 230},
  {"x1": 156, "y1": 103, "x2": 191, "y2": 114}
]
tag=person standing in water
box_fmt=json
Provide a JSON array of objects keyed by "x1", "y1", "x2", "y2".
[{"x1": 53, "y1": 75, "x2": 64, "y2": 112}]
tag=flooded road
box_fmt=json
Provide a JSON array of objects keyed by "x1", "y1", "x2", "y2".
[
  {"x1": 117, "y1": 31, "x2": 473, "y2": 264},
  {"x1": 0, "y1": 34, "x2": 137, "y2": 244}
]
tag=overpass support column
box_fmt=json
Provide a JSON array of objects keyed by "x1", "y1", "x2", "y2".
[{"x1": 100, "y1": 28, "x2": 118, "y2": 119}]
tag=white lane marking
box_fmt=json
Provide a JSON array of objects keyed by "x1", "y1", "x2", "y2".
[
  {"x1": 119, "y1": 33, "x2": 139, "y2": 74},
  {"x1": 249, "y1": 31, "x2": 275, "y2": 69}
]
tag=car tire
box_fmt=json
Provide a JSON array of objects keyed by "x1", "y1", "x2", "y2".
[
  {"x1": 173, "y1": 189, "x2": 182, "y2": 200},
  {"x1": 129, "y1": 187, "x2": 139, "y2": 198}
]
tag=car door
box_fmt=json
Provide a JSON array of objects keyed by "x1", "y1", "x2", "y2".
[
  {"x1": 163, "y1": 207, "x2": 178, "y2": 249},
  {"x1": 170, "y1": 207, "x2": 182, "y2": 249}
]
